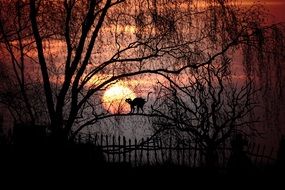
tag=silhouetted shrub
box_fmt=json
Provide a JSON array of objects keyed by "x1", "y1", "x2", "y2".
[
  {"x1": 227, "y1": 134, "x2": 255, "y2": 175},
  {"x1": 276, "y1": 135, "x2": 285, "y2": 169}
]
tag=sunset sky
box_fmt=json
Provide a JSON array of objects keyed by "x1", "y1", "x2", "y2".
[
  {"x1": 1, "y1": 1, "x2": 285, "y2": 179},
  {"x1": 99, "y1": 0, "x2": 285, "y2": 142},
  {"x1": 0, "y1": 0, "x2": 284, "y2": 146},
  {"x1": 264, "y1": 1, "x2": 285, "y2": 22}
]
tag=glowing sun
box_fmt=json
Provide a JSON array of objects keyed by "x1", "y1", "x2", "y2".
[{"x1": 102, "y1": 84, "x2": 136, "y2": 113}]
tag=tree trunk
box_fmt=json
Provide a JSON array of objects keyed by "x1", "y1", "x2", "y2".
[
  {"x1": 49, "y1": 121, "x2": 69, "y2": 144},
  {"x1": 205, "y1": 145, "x2": 219, "y2": 169}
]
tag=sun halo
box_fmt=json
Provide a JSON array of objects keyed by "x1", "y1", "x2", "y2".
[{"x1": 102, "y1": 84, "x2": 136, "y2": 114}]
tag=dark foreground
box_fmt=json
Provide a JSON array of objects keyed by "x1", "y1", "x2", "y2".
[
  {"x1": 1, "y1": 163, "x2": 284, "y2": 189},
  {"x1": 0, "y1": 145, "x2": 284, "y2": 188}
]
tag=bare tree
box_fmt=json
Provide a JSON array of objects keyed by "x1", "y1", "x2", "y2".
[
  {"x1": 0, "y1": 1, "x2": 51, "y2": 131},
  {"x1": 0, "y1": 0, "x2": 284, "y2": 143},
  {"x1": 151, "y1": 60, "x2": 259, "y2": 168}
]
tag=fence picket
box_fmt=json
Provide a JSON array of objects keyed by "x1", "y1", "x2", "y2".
[
  {"x1": 112, "y1": 135, "x2": 115, "y2": 163},
  {"x1": 177, "y1": 143, "x2": 180, "y2": 165},
  {"x1": 140, "y1": 138, "x2": 144, "y2": 166},
  {"x1": 128, "y1": 139, "x2": 132, "y2": 164},
  {"x1": 254, "y1": 144, "x2": 260, "y2": 165},
  {"x1": 260, "y1": 145, "x2": 266, "y2": 165},
  {"x1": 193, "y1": 140, "x2": 197, "y2": 167},
  {"x1": 94, "y1": 134, "x2": 98, "y2": 145},
  {"x1": 169, "y1": 137, "x2": 172, "y2": 162},
  {"x1": 100, "y1": 134, "x2": 103, "y2": 147},
  {"x1": 74, "y1": 133, "x2": 276, "y2": 169},
  {"x1": 267, "y1": 147, "x2": 274, "y2": 166},
  {"x1": 154, "y1": 139, "x2": 158, "y2": 164},
  {"x1": 182, "y1": 142, "x2": 185, "y2": 166},
  {"x1": 134, "y1": 138, "x2": 137, "y2": 167},
  {"x1": 106, "y1": 135, "x2": 109, "y2": 162},
  {"x1": 118, "y1": 136, "x2": 121, "y2": 163},
  {"x1": 188, "y1": 140, "x2": 191, "y2": 166},
  {"x1": 146, "y1": 137, "x2": 150, "y2": 165},
  {"x1": 160, "y1": 138, "x2": 165, "y2": 164},
  {"x1": 88, "y1": 133, "x2": 91, "y2": 143},
  {"x1": 123, "y1": 136, "x2": 126, "y2": 163}
]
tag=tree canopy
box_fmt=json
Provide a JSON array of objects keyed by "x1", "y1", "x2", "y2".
[{"x1": 0, "y1": 0, "x2": 284, "y2": 143}]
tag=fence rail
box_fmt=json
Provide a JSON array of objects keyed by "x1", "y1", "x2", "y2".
[{"x1": 75, "y1": 133, "x2": 277, "y2": 168}]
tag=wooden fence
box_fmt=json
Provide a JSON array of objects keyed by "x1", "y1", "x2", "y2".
[{"x1": 75, "y1": 133, "x2": 277, "y2": 169}]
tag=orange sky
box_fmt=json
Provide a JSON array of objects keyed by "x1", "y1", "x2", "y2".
[
  {"x1": 237, "y1": 1, "x2": 285, "y2": 23},
  {"x1": 266, "y1": 1, "x2": 285, "y2": 23}
]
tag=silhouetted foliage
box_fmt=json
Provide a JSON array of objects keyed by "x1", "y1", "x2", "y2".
[
  {"x1": 0, "y1": 114, "x2": 5, "y2": 144},
  {"x1": 13, "y1": 123, "x2": 47, "y2": 144},
  {"x1": 151, "y1": 61, "x2": 259, "y2": 168},
  {"x1": 276, "y1": 135, "x2": 285, "y2": 169},
  {"x1": 227, "y1": 133, "x2": 255, "y2": 174}
]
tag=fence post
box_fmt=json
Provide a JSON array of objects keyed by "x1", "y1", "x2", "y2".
[
  {"x1": 118, "y1": 136, "x2": 121, "y2": 163},
  {"x1": 94, "y1": 134, "x2": 98, "y2": 146},
  {"x1": 177, "y1": 143, "x2": 180, "y2": 166},
  {"x1": 160, "y1": 138, "x2": 165, "y2": 164},
  {"x1": 188, "y1": 140, "x2": 191, "y2": 167},
  {"x1": 260, "y1": 145, "x2": 266, "y2": 165},
  {"x1": 78, "y1": 134, "x2": 81, "y2": 144},
  {"x1": 134, "y1": 138, "x2": 137, "y2": 167},
  {"x1": 254, "y1": 144, "x2": 260, "y2": 165},
  {"x1": 128, "y1": 138, "x2": 132, "y2": 164},
  {"x1": 182, "y1": 141, "x2": 185, "y2": 166},
  {"x1": 112, "y1": 135, "x2": 115, "y2": 163},
  {"x1": 123, "y1": 136, "x2": 126, "y2": 163},
  {"x1": 169, "y1": 137, "x2": 172, "y2": 163},
  {"x1": 154, "y1": 138, "x2": 158, "y2": 165},
  {"x1": 106, "y1": 135, "x2": 109, "y2": 163},
  {"x1": 100, "y1": 134, "x2": 103, "y2": 146},
  {"x1": 250, "y1": 142, "x2": 256, "y2": 156},
  {"x1": 193, "y1": 139, "x2": 198, "y2": 167},
  {"x1": 267, "y1": 147, "x2": 274, "y2": 166},
  {"x1": 88, "y1": 133, "x2": 91, "y2": 144},
  {"x1": 140, "y1": 138, "x2": 144, "y2": 166},
  {"x1": 146, "y1": 137, "x2": 150, "y2": 166}
]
